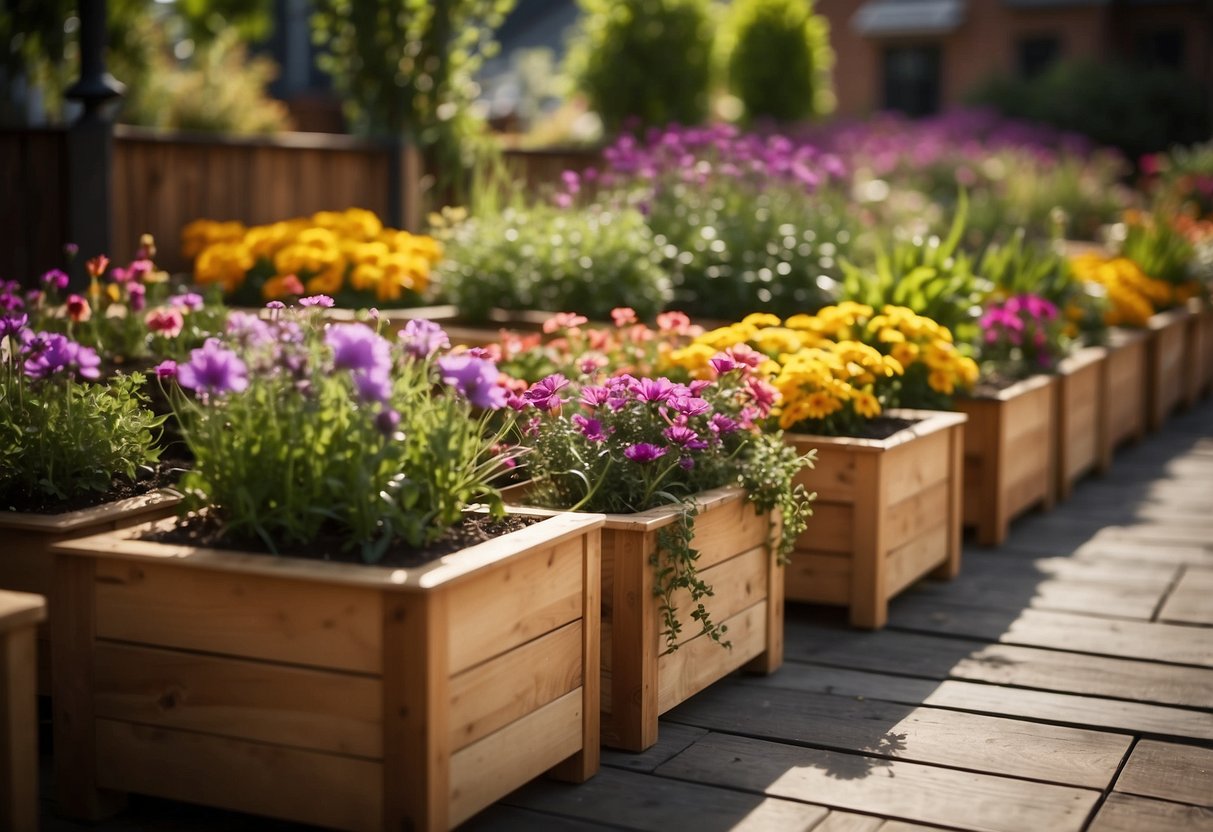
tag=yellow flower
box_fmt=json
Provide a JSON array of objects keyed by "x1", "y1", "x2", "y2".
[
  {"x1": 194, "y1": 242, "x2": 254, "y2": 293},
  {"x1": 891, "y1": 341, "x2": 919, "y2": 368},
  {"x1": 742, "y1": 312, "x2": 782, "y2": 328},
  {"x1": 852, "y1": 388, "x2": 881, "y2": 419},
  {"x1": 929, "y1": 369, "x2": 956, "y2": 395},
  {"x1": 182, "y1": 219, "x2": 245, "y2": 259},
  {"x1": 306, "y1": 267, "x2": 344, "y2": 296}
]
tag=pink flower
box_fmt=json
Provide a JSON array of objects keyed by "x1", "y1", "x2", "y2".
[
  {"x1": 610, "y1": 307, "x2": 637, "y2": 327},
  {"x1": 145, "y1": 307, "x2": 185, "y2": 338},
  {"x1": 542, "y1": 312, "x2": 588, "y2": 334},
  {"x1": 624, "y1": 443, "x2": 666, "y2": 464},
  {"x1": 66, "y1": 294, "x2": 91, "y2": 322}
]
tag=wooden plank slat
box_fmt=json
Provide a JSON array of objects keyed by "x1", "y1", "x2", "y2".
[
  {"x1": 95, "y1": 718, "x2": 382, "y2": 831},
  {"x1": 92, "y1": 642, "x2": 383, "y2": 758},
  {"x1": 786, "y1": 551, "x2": 850, "y2": 604},
  {"x1": 449, "y1": 689, "x2": 584, "y2": 827},
  {"x1": 1159, "y1": 568, "x2": 1213, "y2": 625},
  {"x1": 1089, "y1": 793, "x2": 1213, "y2": 832},
  {"x1": 904, "y1": 572, "x2": 1166, "y2": 620},
  {"x1": 504, "y1": 765, "x2": 831, "y2": 832},
  {"x1": 886, "y1": 600, "x2": 1213, "y2": 667},
  {"x1": 666, "y1": 680, "x2": 1130, "y2": 788},
  {"x1": 884, "y1": 524, "x2": 949, "y2": 599},
  {"x1": 1114, "y1": 740, "x2": 1213, "y2": 807},
  {"x1": 656, "y1": 601, "x2": 769, "y2": 714},
  {"x1": 655, "y1": 733, "x2": 1099, "y2": 832},
  {"x1": 94, "y1": 560, "x2": 383, "y2": 674},
  {"x1": 668, "y1": 546, "x2": 768, "y2": 648}
]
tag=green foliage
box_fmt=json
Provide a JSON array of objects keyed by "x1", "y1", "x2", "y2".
[
  {"x1": 0, "y1": 370, "x2": 163, "y2": 506},
  {"x1": 438, "y1": 203, "x2": 671, "y2": 321},
  {"x1": 647, "y1": 182, "x2": 858, "y2": 318},
  {"x1": 176, "y1": 0, "x2": 273, "y2": 43},
  {"x1": 840, "y1": 194, "x2": 990, "y2": 346},
  {"x1": 968, "y1": 60, "x2": 1212, "y2": 162},
  {"x1": 121, "y1": 28, "x2": 290, "y2": 134},
  {"x1": 566, "y1": 0, "x2": 714, "y2": 132},
  {"x1": 723, "y1": 0, "x2": 834, "y2": 123},
  {"x1": 311, "y1": 0, "x2": 514, "y2": 200},
  {"x1": 1120, "y1": 212, "x2": 1197, "y2": 289}
]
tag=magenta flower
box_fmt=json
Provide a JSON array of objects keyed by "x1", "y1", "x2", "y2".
[
  {"x1": 226, "y1": 312, "x2": 273, "y2": 347},
  {"x1": 352, "y1": 370, "x2": 392, "y2": 404},
  {"x1": 709, "y1": 413, "x2": 740, "y2": 436},
  {"x1": 710, "y1": 355, "x2": 740, "y2": 375},
  {"x1": 669, "y1": 395, "x2": 711, "y2": 418},
  {"x1": 171, "y1": 292, "x2": 205, "y2": 311},
  {"x1": 399, "y1": 319, "x2": 450, "y2": 360},
  {"x1": 525, "y1": 374, "x2": 570, "y2": 411},
  {"x1": 127, "y1": 282, "x2": 146, "y2": 312},
  {"x1": 580, "y1": 385, "x2": 611, "y2": 408},
  {"x1": 437, "y1": 355, "x2": 507, "y2": 409},
  {"x1": 177, "y1": 339, "x2": 249, "y2": 395},
  {"x1": 23, "y1": 333, "x2": 100, "y2": 380},
  {"x1": 299, "y1": 294, "x2": 335, "y2": 308},
  {"x1": 265, "y1": 300, "x2": 286, "y2": 309},
  {"x1": 40, "y1": 269, "x2": 69, "y2": 290},
  {"x1": 154, "y1": 360, "x2": 178, "y2": 381},
  {"x1": 146, "y1": 308, "x2": 185, "y2": 338},
  {"x1": 0, "y1": 313, "x2": 28, "y2": 341},
  {"x1": 629, "y1": 376, "x2": 676, "y2": 403},
  {"x1": 572, "y1": 413, "x2": 609, "y2": 442},
  {"x1": 663, "y1": 425, "x2": 707, "y2": 450},
  {"x1": 624, "y1": 443, "x2": 666, "y2": 464}
]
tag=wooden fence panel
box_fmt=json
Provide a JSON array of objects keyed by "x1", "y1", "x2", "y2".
[{"x1": 0, "y1": 129, "x2": 68, "y2": 285}]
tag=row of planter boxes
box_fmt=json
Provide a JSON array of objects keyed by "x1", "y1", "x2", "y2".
[{"x1": 3, "y1": 300, "x2": 1210, "y2": 831}]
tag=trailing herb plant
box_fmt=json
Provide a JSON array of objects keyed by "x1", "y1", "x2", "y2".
[
  {"x1": 0, "y1": 310, "x2": 163, "y2": 507},
  {"x1": 507, "y1": 358, "x2": 814, "y2": 652},
  {"x1": 160, "y1": 301, "x2": 516, "y2": 562}
]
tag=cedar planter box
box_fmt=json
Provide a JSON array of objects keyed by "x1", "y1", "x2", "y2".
[
  {"x1": 1101, "y1": 328, "x2": 1149, "y2": 461},
  {"x1": 51, "y1": 510, "x2": 603, "y2": 832},
  {"x1": 956, "y1": 375, "x2": 1058, "y2": 547},
  {"x1": 599, "y1": 487, "x2": 782, "y2": 752},
  {"x1": 1145, "y1": 306, "x2": 1195, "y2": 430},
  {"x1": 1055, "y1": 346, "x2": 1108, "y2": 502},
  {"x1": 0, "y1": 491, "x2": 180, "y2": 694},
  {"x1": 783, "y1": 409, "x2": 967, "y2": 630},
  {"x1": 0, "y1": 590, "x2": 45, "y2": 832},
  {"x1": 1188, "y1": 298, "x2": 1213, "y2": 401}
]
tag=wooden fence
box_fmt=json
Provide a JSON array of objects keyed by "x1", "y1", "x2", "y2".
[{"x1": 0, "y1": 126, "x2": 600, "y2": 280}]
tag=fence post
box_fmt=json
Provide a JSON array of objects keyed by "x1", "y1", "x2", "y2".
[
  {"x1": 64, "y1": 0, "x2": 124, "y2": 288},
  {"x1": 386, "y1": 135, "x2": 423, "y2": 232}
]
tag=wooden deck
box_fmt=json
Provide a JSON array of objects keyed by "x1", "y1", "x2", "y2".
[{"x1": 40, "y1": 397, "x2": 1213, "y2": 832}]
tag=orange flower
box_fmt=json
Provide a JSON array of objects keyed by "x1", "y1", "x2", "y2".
[{"x1": 86, "y1": 255, "x2": 109, "y2": 279}]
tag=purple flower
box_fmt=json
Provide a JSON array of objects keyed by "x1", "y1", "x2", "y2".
[
  {"x1": 580, "y1": 385, "x2": 611, "y2": 408},
  {"x1": 0, "y1": 291, "x2": 23, "y2": 312},
  {"x1": 663, "y1": 424, "x2": 707, "y2": 450},
  {"x1": 226, "y1": 311, "x2": 273, "y2": 347},
  {"x1": 525, "y1": 374, "x2": 570, "y2": 411},
  {"x1": 629, "y1": 376, "x2": 676, "y2": 403},
  {"x1": 265, "y1": 300, "x2": 286, "y2": 309},
  {"x1": 326, "y1": 324, "x2": 392, "y2": 377},
  {"x1": 679, "y1": 457, "x2": 695, "y2": 471},
  {"x1": 177, "y1": 339, "x2": 249, "y2": 395},
  {"x1": 352, "y1": 370, "x2": 392, "y2": 404},
  {"x1": 710, "y1": 355, "x2": 739, "y2": 375},
  {"x1": 669, "y1": 395, "x2": 711, "y2": 418},
  {"x1": 64, "y1": 242, "x2": 79, "y2": 258},
  {"x1": 437, "y1": 355, "x2": 507, "y2": 409},
  {"x1": 40, "y1": 269, "x2": 69, "y2": 290},
  {"x1": 399, "y1": 319, "x2": 450, "y2": 360},
  {"x1": 299, "y1": 294, "x2": 335, "y2": 308},
  {"x1": 22, "y1": 333, "x2": 100, "y2": 380},
  {"x1": 127, "y1": 282, "x2": 146, "y2": 312},
  {"x1": 572, "y1": 414, "x2": 608, "y2": 442},
  {"x1": 171, "y1": 292, "x2": 205, "y2": 311},
  {"x1": 154, "y1": 360, "x2": 178, "y2": 380},
  {"x1": 709, "y1": 413, "x2": 740, "y2": 436},
  {"x1": 0, "y1": 313, "x2": 28, "y2": 342},
  {"x1": 624, "y1": 443, "x2": 666, "y2": 464}
]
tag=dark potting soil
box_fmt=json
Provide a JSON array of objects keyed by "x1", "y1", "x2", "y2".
[
  {"x1": 144, "y1": 512, "x2": 544, "y2": 568},
  {"x1": 849, "y1": 415, "x2": 919, "y2": 440},
  {"x1": 970, "y1": 371, "x2": 1027, "y2": 399},
  {"x1": 3, "y1": 460, "x2": 187, "y2": 515}
]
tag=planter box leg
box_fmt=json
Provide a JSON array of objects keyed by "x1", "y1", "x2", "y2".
[
  {"x1": 744, "y1": 523, "x2": 784, "y2": 674},
  {"x1": 1, "y1": 606, "x2": 39, "y2": 832},
  {"x1": 52, "y1": 557, "x2": 127, "y2": 822},
  {"x1": 930, "y1": 425, "x2": 966, "y2": 582},
  {"x1": 608, "y1": 532, "x2": 658, "y2": 753},
  {"x1": 850, "y1": 457, "x2": 887, "y2": 629},
  {"x1": 549, "y1": 532, "x2": 601, "y2": 784}
]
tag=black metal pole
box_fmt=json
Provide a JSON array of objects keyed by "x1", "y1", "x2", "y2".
[{"x1": 64, "y1": 0, "x2": 124, "y2": 288}]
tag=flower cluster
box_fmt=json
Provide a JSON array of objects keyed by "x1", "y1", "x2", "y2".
[
  {"x1": 484, "y1": 307, "x2": 703, "y2": 384},
  {"x1": 163, "y1": 303, "x2": 513, "y2": 560},
  {"x1": 977, "y1": 294, "x2": 1068, "y2": 379},
  {"x1": 511, "y1": 355, "x2": 814, "y2": 650},
  {"x1": 0, "y1": 314, "x2": 161, "y2": 504},
  {"x1": 667, "y1": 306, "x2": 977, "y2": 434},
  {"x1": 185, "y1": 208, "x2": 443, "y2": 308},
  {"x1": 1069, "y1": 253, "x2": 1175, "y2": 327},
  {"x1": 9, "y1": 236, "x2": 225, "y2": 367}
]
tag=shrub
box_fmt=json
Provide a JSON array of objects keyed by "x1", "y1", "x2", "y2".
[
  {"x1": 566, "y1": 0, "x2": 714, "y2": 132},
  {"x1": 437, "y1": 203, "x2": 671, "y2": 321},
  {"x1": 723, "y1": 0, "x2": 834, "y2": 123}
]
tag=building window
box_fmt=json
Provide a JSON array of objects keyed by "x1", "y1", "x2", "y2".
[
  {"x1": 883, "y1": 45, "x2": 941, "y2": 117},
  {"x1": 1018, "y1": 35, "x2": 1060, "y2": 79},
  {"x1": 1136, "y1": 29, "x2": 1185, "y2": 71}
]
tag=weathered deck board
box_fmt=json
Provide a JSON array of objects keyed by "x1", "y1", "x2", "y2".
[
  {"x1": 664, "y1": 680, "x2": 1129, "y2": 788},
  {"x1": 1113, "y1": 740, "x2": 1213, "y2": 807},
  {"x1": 1088, "y1": 793, "x2": 1213, "y2": 832},
  {"x1": 1160, "y1": 568, "x2": 1213, "y2": 626},
  {"x1": 654, "y1": 733, "x2": 1100, "y2": 832}
]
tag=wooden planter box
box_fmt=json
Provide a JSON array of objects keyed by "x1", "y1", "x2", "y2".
[
  {"x1": 1145, "y1": 306, "x2": 1195, "y2": 430},
  {"x1": 0, "y1": 491, "x2": 180, "y2": 694},
  {"x1": 1101, "y1": 328, "x2": 1149, "y2": 461},
  {"x1": 0, "y1": 590, "x2": 46, "y2": 832},
  {"x1": 51, "y1": 510, "x2": 604, "y2": 832},
  {"x1": 783, "y1": 409, "x2": 967, "y2": 630},
  {"x1": 1188, "y1": 298, "x2": 1213, "y2": 401},
  {"x1": 956, "y1": 375, "x2": 1058, "y2": 547},
  {"x1": 1055, "y1": 346, "x2": 1108, "y2": 502},
  {"x1": 599, "y1": 487, "x2": 782, "y2": 752}
]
